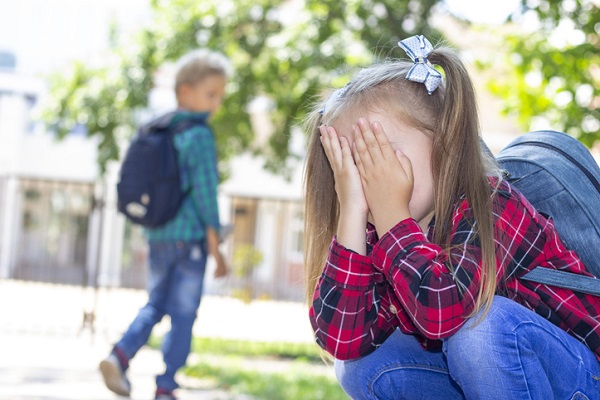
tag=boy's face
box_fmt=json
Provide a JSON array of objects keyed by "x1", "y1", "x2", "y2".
[{"x1": 178, "y1": 74, "x2": 227, "y2": 114}]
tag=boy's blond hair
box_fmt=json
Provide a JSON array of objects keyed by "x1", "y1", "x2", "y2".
[{"x1": 174, "y1": 49, "x2": 232, "y2": 92}]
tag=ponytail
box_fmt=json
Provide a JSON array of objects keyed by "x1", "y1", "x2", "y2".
[
  {"x1": 429, "y1": 48, "x2": 499, "y2": 318},
  {"x1": 303, "y1": 107, "x2": 339, "y2": 304}
]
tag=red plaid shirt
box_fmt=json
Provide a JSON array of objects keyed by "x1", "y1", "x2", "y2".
[{"x1": 309, "y1": 178, "x2": 600, "y2": 361}]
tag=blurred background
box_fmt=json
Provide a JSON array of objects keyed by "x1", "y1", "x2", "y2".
[{"x1": 0, "y1": 0, "x2": 598, "y2": 399}]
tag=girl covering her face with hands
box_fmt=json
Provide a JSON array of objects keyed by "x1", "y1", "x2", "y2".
[{"x1": 304, "y1": 35, "x2": 600, "y2": 399}]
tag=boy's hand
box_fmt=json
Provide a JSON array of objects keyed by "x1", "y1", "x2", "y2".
[
  {"x1": 206, "y1": 227, "x2": 229, "y2": 278},
  {"x1": 213, "y1": 252, "x2": 229, "y2": 278},
  {"x1": 352, "y1": 118, "x2": 413, "y2": 237}
]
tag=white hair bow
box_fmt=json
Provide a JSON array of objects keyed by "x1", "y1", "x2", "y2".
[
  {"x1": 319, "y1": 84, "x2": 350, "y2": 116},
  {"x1": 398, "y1": 35, "x2": 442, "y2": 95}
]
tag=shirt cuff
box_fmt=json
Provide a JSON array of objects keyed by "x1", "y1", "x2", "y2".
[
  {"x1": 322, "y1": 236, "x2": 377, "y2": 290},
  {"x1": 371, "y1": 218, "x2": 428, "y2": 275},
  {"x1": 366, "y1": 223, "x2": 379, "y2": 246}
]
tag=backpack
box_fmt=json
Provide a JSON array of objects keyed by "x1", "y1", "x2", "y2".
[
  {"x1": 496, "y1": 130, "x2": 600, "y2": 295},
  {"x1": 116, "y1": 112, "x2": 203, "y2": 228}
]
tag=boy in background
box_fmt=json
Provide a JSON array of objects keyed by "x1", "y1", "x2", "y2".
[{"x1": 100, "y1": 49, "x2": 231, "y2": 400}]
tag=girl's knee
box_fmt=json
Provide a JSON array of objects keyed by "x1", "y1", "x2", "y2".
[
  {"x1": 336, "y1": 357, "x2": 458, "y2": 400},
  {"x1": 449, "y1": 296, "x2": 522, "y2": 342},
  {"x1": 335, "y1": 358, "x2": 404, "y2": 400},
  {"x1": 336, "y1": 330, "x2": 462, "y2": 399},
  {"x1": 335, "y1": 358, "x2": 375, "y2": 399},
  {"x1": 445, "y1": 296, "x2": 529, "y2": 370}
]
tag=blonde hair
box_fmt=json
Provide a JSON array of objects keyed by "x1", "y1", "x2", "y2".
[
  {"x1": 303, "y1": 45, "x2": 503, "y2": 320},
  {"x1": 174, "y1": 49, "x2": 232, "y2": 92}
]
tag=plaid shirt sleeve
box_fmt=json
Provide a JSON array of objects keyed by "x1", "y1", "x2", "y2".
[
  {"x1": 309, "y1": 237, "x2": 399, "y2": 359},
  {"x1": 309, "y1": 179, "x2": 600, "y2": 361},
  {"x1": 181, "y1": 126, "x2": 221, "y2": 232}
]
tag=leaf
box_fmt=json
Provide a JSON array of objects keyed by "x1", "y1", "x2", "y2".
[{"x1": 40, "y1": 0, "x2": 440, "y2": 175}]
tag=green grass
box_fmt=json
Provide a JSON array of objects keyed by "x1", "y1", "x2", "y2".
[
  {"x1": 184, "y1": 359, "x2": 347, "y2": 400},
  {"x1": 150, "y1": 335, "x2": 346, "y2": 399},
  {"x1": 149, "y1": 336, "x2": 325, "y2": 361},
  {"x1": 190, "y1": 336, "x2": 325, "y2": 362}
]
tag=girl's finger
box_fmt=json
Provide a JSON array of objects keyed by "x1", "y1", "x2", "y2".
[
  {"x1": 351, "y1": 124, "x2": 373, "y2": 170},
  {"x1": 320, "y1": 126, "x2": 341, "y2": 170},
  {"x1": 319, "y1": 126, "x2": 334, "y2": 163},
  {"x1": 356, "y1": 118, "x2": 383, "y2": 160},
  {"x1": 396, "y1": 149, "x2": 414, "y2": 181},
  {"x1": 371, "y1": 121, "x2": 395, "y2": 160},
  {"x1": 351, "y1": 127, "x2": 368, "y2": 177},
  {"x1": 326, "y1": 126, "x2": 344, "y2": 168},
  {"x1": 339, "y1": 136, "x2": 354, "y2": 167}
]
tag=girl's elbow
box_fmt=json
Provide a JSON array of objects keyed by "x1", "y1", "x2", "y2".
[
  {"x1": 332, "y1": 350, "x2": 360, "y2": 361},
  {"x1": 319, "y1": 341, "x2": 371, "y2": 361},
  {"x1": 312, "y1": 330, "x2": 373, "y2": 361},
  {"x1": 418, "y1": 324, "x2": 461, "y2": 341},
  {"x1": 421, "y1": 332, "x2": 446, "y2": 341},
  {"x1": 316, "y1": 335, "x2": 375, "y2": 361}
]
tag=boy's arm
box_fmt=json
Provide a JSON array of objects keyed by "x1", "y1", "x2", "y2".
[
  {"x1": 184, "y1": 126, "x2": 228, "y2": 277},
  {"x1": 206, "y1": 227, "x2": 228, "y2": 278},
  {"x1": 187, "y1": 128, "x2": 221, "y2": 231}
]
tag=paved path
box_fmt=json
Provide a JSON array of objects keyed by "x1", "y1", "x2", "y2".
[
  {"x1": 0, "y1": 280, "x2": 317, "y2": 400},
  {"x1": 0, "y1": 332, "x2": 241, "y2": 400}
]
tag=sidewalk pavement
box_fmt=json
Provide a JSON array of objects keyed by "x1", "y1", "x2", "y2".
[
  {"x1": 0, "y1": 331, "x2": 240, "y2": 400},
  {"x1": 0, "y1": 280, "x2": 317, "y2": 400}
]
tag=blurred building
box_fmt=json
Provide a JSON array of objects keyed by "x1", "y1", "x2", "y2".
[
  {"x1": 0, "y1": 50, "x2": 114, "y2": 288},
  {"x1": 0, "y1": 57, "x2": 306, "y2": 303},
  {"x1": 0, "y1": 0, "x2": 307, "y2": 302},
  {"x1": 0, "y1": 1, "x2": 527, "y2": 304}
]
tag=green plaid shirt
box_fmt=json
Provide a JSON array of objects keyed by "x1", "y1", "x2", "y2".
[{"x1": 146, "y1": 111, "x2": 220, "y2": 243}]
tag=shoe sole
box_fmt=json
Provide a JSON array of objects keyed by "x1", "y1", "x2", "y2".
[{"x1": 99, "y1": 359, "x2": 131, "y2": 397}]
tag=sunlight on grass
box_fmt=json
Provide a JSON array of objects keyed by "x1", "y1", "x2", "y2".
[
  {"x1": 190, "y1": 336, "x2": 325, "y2": 361},
  {"x1": 148, "y1": 335, "x2": 346, "y2": 399},
  {"x1": 185, "y1": 359, "x2": 347, "y2": 400}
]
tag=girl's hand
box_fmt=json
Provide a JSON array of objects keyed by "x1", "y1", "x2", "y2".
[
  {"x1": 320, "y1": 125, "x2": 368, "y2": 217},
  {"x1": 352, "y1": 118, "x2": 413, "y2": 237},
  {"x1": 320, "y1": 125, "x2": 368, "y2": 254}
]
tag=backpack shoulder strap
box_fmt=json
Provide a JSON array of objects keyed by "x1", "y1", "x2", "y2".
[
  {"x1": 522, "y1": 267, "x2": 600, "y2": 296},
  {"x1": 139, "y1": 111, "x2": 208, "y2": 136},
  {"x1": 138, "y1": 112, "x2": 178, "y2": 135},
  {"x1": 169, "y1": 113, "x2": 209, "y2": 136}
]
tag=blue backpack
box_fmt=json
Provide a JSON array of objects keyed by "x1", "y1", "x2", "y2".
[
  {"x1": 496, "y1": 130, "x2": 600, "y2": 295},
  {"x1": 117, "y1": 112, "x2": 202, "y2": 228}
]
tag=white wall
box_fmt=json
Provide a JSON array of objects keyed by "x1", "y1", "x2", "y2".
[{"x1": 0, "y1": 0, "x2": 151, "y2": 76}]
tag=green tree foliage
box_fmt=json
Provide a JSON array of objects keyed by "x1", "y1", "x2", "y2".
[
  {"x1": 47, "y1": 0, "x2": 597, "y2": 172},
  {"x1": 42, "y1": 0, "x2": 440, "y2": 174},
  {"x1": 489, "y1": 0, "x2": 599, "y2": 146}
]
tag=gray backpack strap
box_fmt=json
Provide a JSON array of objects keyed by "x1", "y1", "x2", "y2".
[
  {"x1": 522, "y1": 267, "x2": 600, "y2": 296},
  {"x1": 497, "y1": 130, "x2": 600, "y2": 296}
]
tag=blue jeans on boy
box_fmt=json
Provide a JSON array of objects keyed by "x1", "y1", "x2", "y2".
[
  {"x1": 115, "y1": 241, "x2": 207, "y2": 391},
  {"x1": 335, "y1": 296, "x2": 600, "y2": 399}
]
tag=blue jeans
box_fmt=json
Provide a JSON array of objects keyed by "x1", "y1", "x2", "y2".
[
  {"x1": 335, "y1": 296, "x2": 600, "y2": 399},
  {"x1": 115, "y1": 241, "x2": 207, "y2": 391}
]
